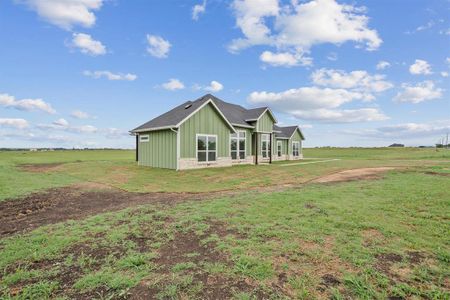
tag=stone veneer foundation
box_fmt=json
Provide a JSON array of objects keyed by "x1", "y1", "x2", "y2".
[
  {"x1": 178, "y1": 157, "x2": 232, "y2": 170},
  {"x1": 178, "y1": 153, "x2": 302, "y2": 170}
]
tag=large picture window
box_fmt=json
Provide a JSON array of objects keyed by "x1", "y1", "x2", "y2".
[
  {"x1": 197, "y1": 134, "x2": 217, "y2": 162},
  {"x1": 277, "y1": 141, "x2": 282, "y2": 157},
  {"x1": 292, "y1": 141, "x2": 300, "y2": 157},
  {"x1": 230, "y1": 131, "x2": 246, "y2": 160},
  {"x1": 261, "y1": 134, "x2": 270, "y2": 158}
]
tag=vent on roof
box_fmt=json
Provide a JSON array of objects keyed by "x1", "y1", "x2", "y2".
[{"x1": 184, "y1": 104, "x2": 192, "y2": 109}]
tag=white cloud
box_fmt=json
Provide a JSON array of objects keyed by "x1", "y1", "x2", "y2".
[
  {"x1": 248, "y1": 86, "x2": 387, "y2": 123},
  {"x1": 376, "y1": 60, "x2": 390, "y2": 70},
  {"x1": 0, "y1": 131, "x2": 71, "y2": 143},
  {"x1": 291, "y1": 108, "x2": 388, "y2": 123},
  {"x1": 204, "y1": 81, "x2": 224, "y2": 92},
  {"x1": 0, "y1": 118, "x2": 29, "y2": 129},
  {"x1": 192, "y1": 0, "x2": 206, "y2": 20},
  {"x1": 162, "y1": 78, "x2": 185, "y2": 91},
  {"x1": 146, "y1": 35, "x2": 171, "y2": 58},
  {"x1": 326, "y1": 52, "x2": 338, "y2": 61},
  {"x1": 441, "y1": 71, "x2": 449, "y2": 77},
  {"x1": 409, "y1": 59, "x2": 432, "y2": 75},
  {"x1": 83, "y1": 70, "x2": 137, "y2": 81},
  {"x1": 311, "y1": 68, "x2": 393, "y2": 98},
  {"x1": 0, "y1": 93, "x2": 56, "y2": 114},
  {"x1": 416, "y1": 20, "x2": 435, "y2": 32},
  {"x1": 250, "y1": 87, "x2": 365, "y2": 110},
  {"x1": 77, "y1": 125, "x2": 97, "y2": 133},
  {"x1": 260, "y1": 51, "x2": 312, "y2": 67},
  {"x1": 71, "y1": 33, "x2": 106, "y2": 56},
  {"x1": 193, "y1": 81, "x2": 224, "y2": 92},
  {"x1": 38, "y1": 119, "x2": 98, "y2": 133},
  {"x1": 447, "y1": 57, "x2": 450, "y2": 65},
  {"x1": 229, "y1": 0, "x2": 381, "y2": 66},
  {"x1": 394, "y1": 81, "x2": 443, "y2": 104},
  {"x1": 17, "y1": 0, "x2": 104, "y2": 30},
  {"x1": 349, "y1": 120, "x2": 450, "y2": 139},
  {"x1": 53, "y1": 118, "x2": 69, "y2": 127},
  {"x1": 71, "y1": 110, "x2": 93, "y2": 119},
  {"x1": 300, "y1": 124, "x2": 313, "y2": 129},
  {"x1": 103, "y1": 128, "x2": 129, "y2": 139}
]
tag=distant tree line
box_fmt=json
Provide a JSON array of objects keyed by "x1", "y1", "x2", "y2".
[{"x1": 0, "y1": 148, "x2": 133, "y2": 151}]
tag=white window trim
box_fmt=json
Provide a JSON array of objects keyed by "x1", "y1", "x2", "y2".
[
  {"x1": 277, "y1": 140, "x2": 282, "y2": 157},
  {"x1": 292, "y1": 141, "x2": 300, "y2": 157},
  {"x1": 139, "y1": 134, "x2": 149, "y2": 142},
  {"x1": 261, "y1": 133, "x2": 270, "y2": 158},
  {"x1": 196, "y1": 133, "x2": 218, "y2": 163},
  {"x1": 230, "y1": 130, "x2": 246, "y2": 160}
]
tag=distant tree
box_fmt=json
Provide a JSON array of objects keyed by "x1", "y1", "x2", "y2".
[{"x1": 389, "y1": 143, "x2": 404, "y2": 147}]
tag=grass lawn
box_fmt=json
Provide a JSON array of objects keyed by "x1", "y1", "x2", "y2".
[
  {"x1": 0, "y1": 148, "x2": 449, "y2": 299},
  {"x1": 1, "y1": 148, "x2": 449, "y2": 200}
]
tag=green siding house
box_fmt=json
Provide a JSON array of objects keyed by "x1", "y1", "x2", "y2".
[{"x1": 131, "y1": 94, "x2": 305, "y2": 170}]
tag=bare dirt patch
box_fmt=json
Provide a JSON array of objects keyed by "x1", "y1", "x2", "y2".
[
  {"x1": 128, "y1": 221, "x2": 269, "y2": 299},
  {"x1": 3, "y1": 240, "x2": 127, "y2": 300},
  {"x1": 311, "y1": 167, "x2": 396, "y2": 184},
  {"x1": 375, "y1": 252, "x2": 403, "y2": 274},
  {"x1": 18, "y1": 163, "x2": 65, "y2": 173},
  {"x1": 0, "y1": 186, "x2": 203, "y2": 238}
]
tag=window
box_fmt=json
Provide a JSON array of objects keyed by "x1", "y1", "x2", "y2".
[
  {"x1": 277, "y1": 141, "x2": 282, "y2": 157},
  {"x1": 261, "y1": 134, "x2": 270, "y2": 158},
  {"x1": 140, "y1": 135, "x2": 149, "y2": 142},
  {"x1": 230, "y1": 131, "x2": 246, "y2": 160},
  {"x1": 197, "y1": 134, "x2": 217, "y2": 162},
  {"x1": 292, "y1": 141, "x2": 300, "y2": 157}
]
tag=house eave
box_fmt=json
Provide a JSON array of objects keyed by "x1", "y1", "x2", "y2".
[
  {"x1": 232, "y1": 123, "x2": 255, "y2": 129},
  {"x1": 131, "y1": 125, "x2": 177, "y2": 133}
]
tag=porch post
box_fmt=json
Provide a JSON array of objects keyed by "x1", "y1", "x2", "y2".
[
  {"x1": 269, "y1": 133, "x2": 272, "y2": 164},
  {"x1": 255, "y1": 133, "x2": 258, "y2": 165}
]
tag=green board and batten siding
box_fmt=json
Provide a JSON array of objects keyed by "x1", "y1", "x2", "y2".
[
  {"x1": 138, "y1": 130, "x2": 177, "y2": 169},
  {"x1": 288, "y1": 129, "x2": 303, "y2": 155},
  {"x1": 276, "y1": 139, "x2": 289, "y2": 155},
  {"x1": 256, "y1": 111, "x2": 275, "y2": 133},
  {"x1": 234, "y1": 126, "x2": 253, "y2": 156},
  {"x1": 179, "y1": 102, "x2": 232, "y2": 158},
  {"x1": 253, "y1": 110, "x2": 276, "y2": 156}
]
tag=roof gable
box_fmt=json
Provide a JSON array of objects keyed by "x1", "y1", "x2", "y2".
[
  {"x1": 131, "y1": 96, "x2": 236, "y2": 133},
  {"x1": 131, "y1": 94, "x2": 280, "y2": 133},
  {"x1": 274, "y1": 125, "x2": 305, "y2": 140}
]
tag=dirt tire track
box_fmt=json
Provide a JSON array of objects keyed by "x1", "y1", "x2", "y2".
[
  {"x1": 0, "y1": 187, "x2": 205, "y2": 238},
  {"x1": 0, "y1": 167, "x2": 398, "y2": 238}
]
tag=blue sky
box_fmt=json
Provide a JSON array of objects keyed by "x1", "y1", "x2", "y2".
[{"x1": 0, "y1": 0, "x2": 449, "y2": 148}]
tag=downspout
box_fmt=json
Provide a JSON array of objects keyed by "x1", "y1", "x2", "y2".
[{"x1": 135, "y1": 134, "x2": 138, "y2": 162}]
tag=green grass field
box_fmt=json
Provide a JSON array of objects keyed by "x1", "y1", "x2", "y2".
[
  {"x1": 0, "y1": 148, "x2": 449, "y2": 299},
  {"x1": 1, "y1": 147, "x2": 449, "y2": 200}
]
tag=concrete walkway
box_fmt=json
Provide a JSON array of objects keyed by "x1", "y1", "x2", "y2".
[{"x1": 278, "y1": 158, "x2": 341, "y2": 167}]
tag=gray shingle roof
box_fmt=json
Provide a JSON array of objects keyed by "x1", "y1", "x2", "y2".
[
  {"x1": 274, "y1": 125, "x2": 305, "y2": 140},
  {"x1": 131, "y1": 94, "x2": 303, "y2": 141},
  {"x1": 131, "y1": 98, "x2": 208, "y2": 132},
  {"x1": 131, "y1": 94, "x2": 269, "y2": 132},
  {"x1": 243, "y1": 108, "x2": 268, "y2": 121}
]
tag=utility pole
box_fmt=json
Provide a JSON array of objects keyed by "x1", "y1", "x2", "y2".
[{"x1": 445, "y1": 131, "x2": 448, "y2": 149}]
